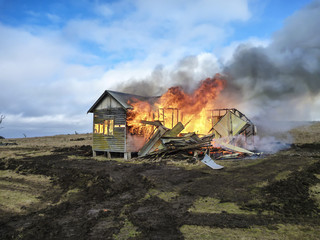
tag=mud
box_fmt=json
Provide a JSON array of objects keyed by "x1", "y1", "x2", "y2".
[{"x1": 1, "y1": 143, "x2": 320, "y2": 239}]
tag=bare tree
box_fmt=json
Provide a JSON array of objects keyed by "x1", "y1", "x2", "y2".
[{"x1": 0, "y1": 114, "x2": 5, "y2": 129}]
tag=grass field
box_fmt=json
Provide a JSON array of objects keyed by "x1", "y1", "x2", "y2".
[{"x1": 0, "y1": 123, "x2": 320, "y2": 239}]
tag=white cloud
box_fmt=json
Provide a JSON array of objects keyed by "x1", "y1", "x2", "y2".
[
  {"x1": 0, "y1": 0, "x2": 262, "y2": 137},
  {"x1": 0, "y1": 24, "x2": 80, "y2": 84},
  {"x1": 1, "y1": 113, "x2": 92, "y2": 138},
  {"x1": 0, "y1": 23, "x2": 108, "y2": 124},
  {"x1": 134, "y1": 0, "x2": 250, "y2": 23},
  {"x1": 94, "y1": 4, "x2": 113, "y2": 18},
  {"x1": 46, "y1": 13, "x2": 61, "y2": 23},
  {"x1": 64, "y1": 0, "x2": 252, "y2": 61}
]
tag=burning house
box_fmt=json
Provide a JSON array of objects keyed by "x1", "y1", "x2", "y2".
[
  {"x1": 88, "y1": 75, "x2": 257, "y2": 162},
  {"x1": 87, "y1": 90, "x2": 159, "y2": 159}
]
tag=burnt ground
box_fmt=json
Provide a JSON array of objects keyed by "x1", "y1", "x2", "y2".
[{"x1": 0, "y1": 142, "x2": 320, "y2": 239}]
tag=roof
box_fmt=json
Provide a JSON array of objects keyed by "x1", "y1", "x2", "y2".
[{"x1": 87, "y1": 90, "x2": 159, "y2": 113}]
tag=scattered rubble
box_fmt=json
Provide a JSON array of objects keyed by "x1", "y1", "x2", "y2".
[{"x1": 137, "y1": 109, "x2": 261, "y2": 169}]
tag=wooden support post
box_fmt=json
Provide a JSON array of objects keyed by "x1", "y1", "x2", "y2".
[
  {"x1": 162, "y1": 108, "x2": 165, "y2": 125},
  {"x1": 93, "y1": 150, "x2": 97, "y2": 157},
  {"x1": 172, "y1": 109, "x2": 174, "y2": 128},
  {"x1": 124, "y1": 152, "x2": 131, "y2": 160},
  {"x1": 177, "y1": 109, "x2": 179, "y2": 124},
  {"x1": 107, "y1": 151, "x2": 111, "y2": 159}
]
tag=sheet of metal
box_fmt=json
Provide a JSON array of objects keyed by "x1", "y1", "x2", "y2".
[
  {"x1": 213, "y1": 111, "x2": 230, "y2": 137},
  {"x1": 218, "y1": 142, "x2": 254, "y2": 155},
  {"x1": 213, "y1": 110, "x2": 248, "y2": 137},
  {"x1": 230, "y1": 112, "x2": 247, "y2": 135},
  {"x1": 201, "y1": 154, "x2": 224, "y2": 169}
]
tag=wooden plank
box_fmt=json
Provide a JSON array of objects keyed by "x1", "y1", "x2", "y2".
[
  {"x1": 140, "y1": 120, "x2": 163, "y2": 127},
  {"x1": 142, "y1": 140, "x2": 210, "y2": 158},
  {"x1": 138, "y1": 126, "x2": 168, "y2": 156},
  {"x1": 163, "y1": 122, "x2": 184, "y2": 137}
]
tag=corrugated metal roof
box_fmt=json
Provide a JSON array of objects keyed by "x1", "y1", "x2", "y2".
[{"x1": 87, "y1": 90, "x2": 159, "y2": 113}]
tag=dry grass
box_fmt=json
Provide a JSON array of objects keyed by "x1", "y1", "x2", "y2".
[
  {"x1": 180, "y1": 224, "x2": 320, "y2": 240},
  {"x1": 2, "y1": 133, "x2": 92, "y2": 148},
  {"x1": 0, "y1": 170, "x2": 53, "y2": 215},
  {"x1": 310, "y1": 183, "x2": 320, "y2": 208},
  {"x1": 290, "y1": 122, "x2": 320, "y2": 144},
  {"x1": 0, "y1": 134, "x2": 92, "y2": 161},
  {"x1": 0, "y1": 134, "x2": 92, "y2": 218},
  {"x1": 188, "y1": 197, "x2": 256, "y2": 215},
  {"x1": 144, "y1": 188, "x2": 179, "y2": 202}
]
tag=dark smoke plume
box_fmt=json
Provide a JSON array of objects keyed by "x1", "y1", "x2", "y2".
[
  {"x1": 119, "y1": 65, "x2": 167, "y2": 97},
  {"x1": 117, "y1": 55, "x2": 220, "y2": 96},
  {"x1": 222, "y1": 0, "x2": 320, "y2": 121},
  {"x1": 117, "y1": 0, "x2": 320, "y2": 122}
]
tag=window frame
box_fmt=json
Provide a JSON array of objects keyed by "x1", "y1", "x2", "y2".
[{"x1": 94, "y1": 117, "x2": 114, "y2": 136}]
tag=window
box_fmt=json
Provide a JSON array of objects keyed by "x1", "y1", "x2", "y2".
[
  {"x1": 94, "y1": 119, "x2": 114, "y2": 136},
  {"x1": 104, "y1": 119, "x2": 114, "y2": 135},
  {"x1": 94, "y1": 123, "x2": 103, "y2": 134}
]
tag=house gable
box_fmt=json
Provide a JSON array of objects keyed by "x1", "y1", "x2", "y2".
[
  {"x1": 95, "y1": 94, "x2": 123, "y2": 110},
  {"x1": 87, "y1": 91, "x2": 128, "y2": 113},
  {"x1": 88, "y1": 90, "x2": 159, "y2": 113}
]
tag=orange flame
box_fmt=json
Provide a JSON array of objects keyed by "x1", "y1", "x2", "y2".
[{"x1": 127, "y1": 73, "x2": 225, "y2": 138}]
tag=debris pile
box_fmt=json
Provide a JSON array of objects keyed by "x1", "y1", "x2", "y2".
[{"x1": 137, "y1": 109, "x2": 260, "y2": 169}]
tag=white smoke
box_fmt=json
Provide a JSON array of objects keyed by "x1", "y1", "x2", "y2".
[{"x1": 250, "y1": 135, "x2": 292, "y2": 153}]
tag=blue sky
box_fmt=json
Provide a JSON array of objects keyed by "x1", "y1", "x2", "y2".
[{"x1": 0, "y1": 0, "x2": 319, "y2": 138}]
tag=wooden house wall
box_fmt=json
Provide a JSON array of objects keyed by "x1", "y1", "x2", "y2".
[
  {"x1": 91, "y1": 93, "x2": 149, "y2": 153},
  {"x1": 126, "y1": 128, "x2": 146, "y2": 152},
  {"x1": 93, "y1": 108, "x2": 126, "y2": 152}
]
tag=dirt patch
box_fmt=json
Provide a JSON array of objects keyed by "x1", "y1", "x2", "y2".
[
  {"x1": 52, "y1": 145, "x2": 92, "y2": 156},
  {"x1": 0, "y1": 149, "x2": 154, "y2": 239},
  {"x1": 292, "y1": 143, "x2": 320, "y2": 151},
  {"x1": 128, "y1": 196, "x2": 185, "y2": 239},
  {"x1": 250, "y1": 160, "x2": 320, "y2": 217}
]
